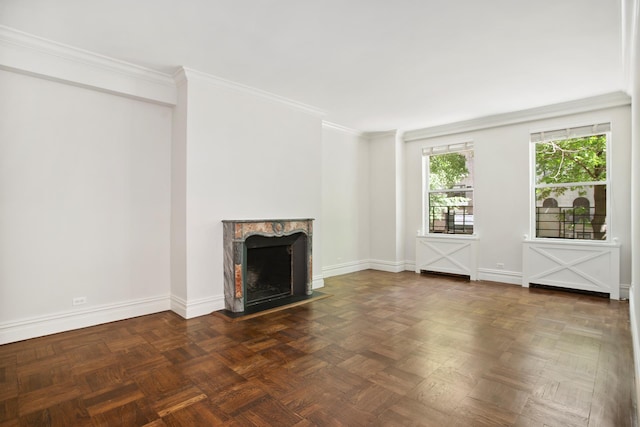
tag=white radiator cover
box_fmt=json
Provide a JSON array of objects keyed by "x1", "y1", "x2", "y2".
[
  {"x1": 522, "y1": 238, "x2": 620, "y2": 299},
  {"x1": 415, "y1": 235, "x2": 478, "y2": 280}
]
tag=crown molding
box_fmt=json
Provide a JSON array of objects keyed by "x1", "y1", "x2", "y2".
[
  {"x1": 178, "y1": 66, "x2": 325, "y2": 117},
  {"x1": 322, "y1": 121, "x2": 364, "y2": 136},
  {"x1": 0, "y1": 25, "x2": 176, "y2": 106},
  {"x1": 173, "y1": 67, "x2": 188, "y2": 87},
  {"x1": 403, "y1": 91, "x2": 632, "y2": 142},
  {"x1": 364, "y1": 129, "x2": 398, "y2": 140}
]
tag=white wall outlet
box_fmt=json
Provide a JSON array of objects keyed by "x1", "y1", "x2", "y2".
[
  {"x1": 72, "y1": 296, "x2": 87, "y2": 306},
  {"x1": 496, "y1": 263, "x2": 505, "y2": 269}
]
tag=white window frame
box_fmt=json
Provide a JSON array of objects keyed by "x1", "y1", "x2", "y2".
[
  {"x1": 529, "y1": 122, "x2": 611, "y2": 242},
  {"x1": 422, "y1": 141, "x2": 475, "y2": 236}
]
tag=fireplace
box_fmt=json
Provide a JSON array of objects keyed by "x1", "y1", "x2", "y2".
[{"x1": 222, "y1": 219, "x2": 313, "y2": 313}]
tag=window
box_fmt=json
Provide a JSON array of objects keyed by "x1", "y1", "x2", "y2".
[
  {"x1": 531, "y1": 123, "x2": 610, "y2": 240},
  {"x1": 423, "y1": 142, "x2": 474, "y2": 234}
]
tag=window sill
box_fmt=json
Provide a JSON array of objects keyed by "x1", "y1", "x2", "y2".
[
  {"x1": 523, "y1": 236, "x2": 620, "y2": 247},
  {"x1": 417, "y1": 233, "x2": 478, "y2": 240}
]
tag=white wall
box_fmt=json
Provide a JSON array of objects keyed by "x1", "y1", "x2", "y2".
[
  {"x1": 395, "y1": 131, "x2": 406, "y2": 267},
  {"x1": 172, "y1": 69, "x2": 324, "y2": 317},
  {"x1": 404, "y1": 105, "x2": 632, "y2": 287},
  {"x1": 0, "y1": 69, "x2": 172, "y2": 343},
  {"x1": 170, "y1": 77, "x2": 188, "y2": 304},
  {"x1": 368, "y1": 131, "x2": 406, "y2": 272},
  {"x1": 626, "y1": 0, "x2": 640, "y2": 417},
  {"x1": 321, "y1": 125, "x2": 370, "y2": 277}
]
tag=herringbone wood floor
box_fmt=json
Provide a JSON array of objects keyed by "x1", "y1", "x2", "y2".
[{"x1": 0, "y1": 271, "x2": 634, "y2": 426}]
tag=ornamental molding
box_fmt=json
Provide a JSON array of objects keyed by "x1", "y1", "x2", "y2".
[
  {"x1": 403, "y1": 91, "x2": 631, "y2": 142},
  {"x1": 322, "y1": 121, "x2": 365, "y2": 136},
  {"x1": 178, "y1": 66, "x2": 325, "y2": 117},
  {"x1": 0, "y1": 25, "x2": 177, "y2": 105}
]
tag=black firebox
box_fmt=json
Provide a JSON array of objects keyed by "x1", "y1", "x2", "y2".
[{"x1": 244, "y1": 232, "x2": 307, "y2": 307}]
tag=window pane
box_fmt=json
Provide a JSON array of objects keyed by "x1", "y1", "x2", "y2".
[
  {"x1": 535, "y1": 185, "x2": 607, "y2": 240},
  {"x1": 535, "y1": 134, "x2": 607, "y2": 185},
  {"x1": 429, "y1": 151, "x2": 474, "y2": 190},
  {"x1": 429, "y1": 191, "x2": 473, "y2": 234}
]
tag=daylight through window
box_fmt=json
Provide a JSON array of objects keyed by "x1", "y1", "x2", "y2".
[
  {"x1": 423, "y1": 142, "x2": 474, "y2": 234},
  {"x1": 532, "y1": 123, "x2": 610, "y2": 241}
]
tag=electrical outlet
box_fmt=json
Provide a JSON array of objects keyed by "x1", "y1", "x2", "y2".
[
  {"x1": 72, "y1": 296, "x2": 87, "y2": 306},
  {"x1": 496, "y1": 263, "x2": 505, "y2": 269}
]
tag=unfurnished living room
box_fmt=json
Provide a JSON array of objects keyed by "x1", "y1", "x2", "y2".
[{"x1": 1, "y1": 1, "x2": 640, "y2": 426}]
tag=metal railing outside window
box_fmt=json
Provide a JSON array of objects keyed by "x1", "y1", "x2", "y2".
[
  {"x1": 429, "y1": 205, "x2": 474, "y2": 234},
  {"x1": 535, "y1": 206, "x2": 606, "y2": 240}
]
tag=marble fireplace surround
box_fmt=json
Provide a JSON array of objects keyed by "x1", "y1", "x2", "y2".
[{"x1": 222, "y1": 218, "x2": 314, "y2": 313}]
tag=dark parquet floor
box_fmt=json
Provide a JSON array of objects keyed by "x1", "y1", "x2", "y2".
[{"x1": 0, "y1": 270, "x2": 634, "y2": 426}]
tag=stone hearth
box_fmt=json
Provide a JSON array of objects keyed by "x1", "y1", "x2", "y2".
[{"x1": 222, "y1": 219, "x2": 313, "y2": 313}]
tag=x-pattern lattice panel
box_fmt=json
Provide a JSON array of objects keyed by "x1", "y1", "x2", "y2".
[
  {"x1": 523, "y1": 241, "x2": 620, "y2": 299},
  {"x1": 416, "y1": 236, "x2": 478, "y2": 280}
]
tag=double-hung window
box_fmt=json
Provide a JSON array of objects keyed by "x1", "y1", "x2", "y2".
[
  {"x1": 423, "y1": 142, "x2": 474, "y2": 234},
  {"x1": 531, "y1": 123, "x2": 610, "y2": 240}
]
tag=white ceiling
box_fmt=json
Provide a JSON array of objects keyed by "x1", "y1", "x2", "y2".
[{"x1": 0, "y1": 0, "x2": 625, "y2": 132}]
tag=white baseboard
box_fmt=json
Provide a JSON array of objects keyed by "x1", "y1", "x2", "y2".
[
  {"x1": 620, "y1": 283, "x2": 631, "y2": 300},
  {"x1": 170, "y1": 294, "x2": 225, "y2": 319},
  {"x1": 0, "y1": 295, "x2": 170, "y2": 345},
  {"x1": 368, "y1": 259, "x2": 406, "y2": 273},
  {"x1": 322, "y1": 260, "x2": 370, "y2": 278},
  {"x1": 405, "y1": 261, "x2": 416, "y2": 272},
  {"x1": 312, "y1": 275, "x2": 325, "y2": 289},
  {"x1": 629, "y1": 285, "x2": 640, "y2": 425},
  {"x1": 477, "y1": 268, "x2": 523, "y2": 285}
]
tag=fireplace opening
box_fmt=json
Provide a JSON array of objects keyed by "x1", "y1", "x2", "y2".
[
  {"x1": 244, "y1": 232, "x2": 307, "y2": 307},
  {"x1": 246, "y1": 245, "x2": 291, "y2": 306}
]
